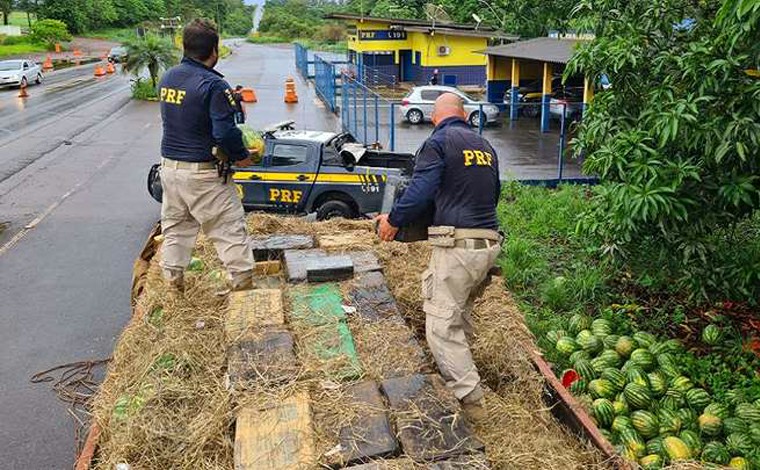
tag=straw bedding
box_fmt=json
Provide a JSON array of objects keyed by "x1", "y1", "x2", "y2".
[{"x1": 90, "y1": 213, "x2": 608, "y2": 469}]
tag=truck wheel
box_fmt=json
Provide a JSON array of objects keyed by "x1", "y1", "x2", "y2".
[
  {"x1": 406, "y1": 109, "x2": 423, "y2": 125},
  {"x1": 316, "y1": 200, "x2": 355, "y2": 220}
]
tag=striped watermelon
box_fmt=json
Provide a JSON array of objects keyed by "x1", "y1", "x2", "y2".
[
  {"x1": 626, "y1": 367, "x2": 650, "y2": 387},
  {"x1": 749, "y1": 424, "x2": 760, "y2": 443},
  {"x1": 598, "y1": 349, "x2": 622, "y2": 368},
  {"x1": 621, "y1": 446, "x2": 639, "y2": 462},
  {"x1": 701, "y1": 324, "x2": 723, "y2": 346},
  {"x1": 698, "y1": 413, "x2": 723, "y2": 436},
  {"x1": 679, "y1": 429, "x2": 702, "y2": 455},
  {"x1": 630, "y1": 348, "x2": 656, "y2": 371},
  {"x1": 569, "y1": 350, "x2": 591, "y2": 364},
  {"x1": 705, "y1": 403, "x2": 730, "y2": 420},
  {"x1": 724, "y1": 417, "x2": 749, "y2": 435},
  {"x1": 726, "y1": 389, "x2": 746, "y2": 406},
  {"x1": 570, "y1": 378, "x2": 588, "y2": 394},
  {"x1": 613, "y1": 399, "x2": 629, "y2": 416},
  {"x1": 568, "y1": 313, "x2": 591, "y2": 335},
  {"x1": 677, "y1": 408, "x2": 698, "y2": 431},
  {"x1": 701, "y1": 441, "x2": 730, "y2": 464},
  {"x1": 663, "y1": 436, "x2": 691, "y2": 461},
  {"x1": 615, "y1": 336, "x2": 636, "y2": 358},
  {"x1": 633, "y1": 331, "x2": 657, "y2": 348},
  {"x1": 574, "y1": 359, "x2": 597, "y2": 381},
  {"x1": 580, "y1": 335, "x2": 603, "y2": 354},
  {"x1": 577, "y1": 394, "x2": 594, "y2": 410},
  {"x1": 612, "y1": 415, "x2": 633, "y2": 433},
  {"x1": 590, "y1": 357, "x2": 610, "y2": 375},
  {"x1": 603, "y1": 334, "x2": 620, "y2": 350},
  {"x1": 592, "y1": 398, "x2": 615, "y2": 428},
  {"x1": 624, "y1": 383, "x2": 652, "y2": 410},
  {"x1": 735, "y1": 403, "x2": 760, "y2": 423},
  {"x1": 649, "y1": 338, "x2": 682, "y2": 355},
  {"x1": 628, "y1": 441, "x2": 647, "y2": 459},
  {"x1": 729, "y1": 457, "x2": 751, "y2": 470},
  {"x1": 685, "y1": 387, "x2": 711, "y2": 411},
  {"x1": 632, "y1": 410, "x2": 660, "y2": 438},
  {"x1": 726, "y1": 432, "x2": 754, "y2": 456},
  {"x1": 658, "y1": 408, "x2": 683, "y2": 434},
  {"x1": 638, "y1": 454, "x2": 663, "y2": 470},
  {"x1": 601, "y1": 368, "x2": 627, "y2": 392},
  {"x1": 661, "y1": 389, "x2": 685, "y2": 410},
  {"x1": 670, "y1": 376, "x2": 694, "y2": 393},
  {"x1": 620, "y1": 428, "x2": 644, "y2": 448},
  {"x1": 645, "y1": 436, "x2": 664, "y2": 455},
  {"x1": 556, "y1": 337, "x2": 579, "y2": 356},
  {"x1": 589, "y1": 379, "x2": 617, "y2": 400},
  {"x1": 647, "y1": 372, "x2": 667, "y2": 398},
  {"x1": 598, "y1": 428, "x2": 613, "y2": 442},
  {"x1": 591, "y1": 318, "x2": 612, "y2": 338},
  {"x1": 546, "y1": 329, "x2": 567, "y2": 345}
]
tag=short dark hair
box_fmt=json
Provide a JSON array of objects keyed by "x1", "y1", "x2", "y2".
[{"x1": 183, "y1": 19, "x2": 219, "y2": 61}]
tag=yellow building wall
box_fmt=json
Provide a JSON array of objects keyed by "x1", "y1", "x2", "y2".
[{"x1": 487, "y1": 56, "x2": 512, "y2": 80}]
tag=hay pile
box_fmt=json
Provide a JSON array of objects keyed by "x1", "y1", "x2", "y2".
[{"x1": 90, "y1": 213, "x2": 607, "y2": 469}]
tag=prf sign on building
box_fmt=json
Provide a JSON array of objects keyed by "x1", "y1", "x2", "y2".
[{"x1": 328, "y1": 14, "x2": 517, "y2": 87}]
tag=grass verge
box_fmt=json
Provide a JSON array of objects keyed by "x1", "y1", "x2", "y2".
[{"x1": 0, "y1": 42, "x2": 47, "y2": 58}]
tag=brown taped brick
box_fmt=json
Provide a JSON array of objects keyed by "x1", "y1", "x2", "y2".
[{"x1": 225, "y1": 289, "x2": 284, "y2": 342}]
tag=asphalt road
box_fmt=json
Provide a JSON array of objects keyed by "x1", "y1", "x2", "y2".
[{"x1": 0, "y1": 42, "x2": 336, "y2": 469}]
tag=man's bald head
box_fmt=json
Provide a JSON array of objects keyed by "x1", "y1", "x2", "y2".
[{"x1": 432, "y1": 92, "x2": 466, "y2": 126}]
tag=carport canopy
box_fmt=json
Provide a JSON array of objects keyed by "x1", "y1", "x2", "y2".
[{"x1": 482, "y1": 37, "x2": 582, "y2": 65}]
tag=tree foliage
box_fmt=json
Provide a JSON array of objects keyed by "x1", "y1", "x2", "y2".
[
  {"x1": 567, "y1": 0, "x2": 760, "y2": 299},
  {"x1": 31, "y1": 18, "x2": 72, "y2": 45},
  {"x1": 123, "y1": 33, "x2": 177, "y2": 88}
]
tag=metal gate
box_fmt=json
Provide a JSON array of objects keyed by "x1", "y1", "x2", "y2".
[
  {"x1": 314, "y1": 55, "x2": 338, "y2": 112},
  {"x1": 341, "y1": 77, "x2": 397, "y2": 151}
]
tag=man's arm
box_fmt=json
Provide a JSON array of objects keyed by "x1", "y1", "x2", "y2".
[
  {"x1": 209, "y1": 81, "x2": 249, "y2": 162},
  {"x1": 387, "y1": 140, "x2": 445, "y2": 228}
]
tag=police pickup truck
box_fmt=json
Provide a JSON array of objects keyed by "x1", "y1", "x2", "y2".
[{"x1": 148, "y1": 123, "x2": 415, "y2": 220}]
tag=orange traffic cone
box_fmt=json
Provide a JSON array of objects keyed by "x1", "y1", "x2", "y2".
[
  {"x1": 18, "y1": 82, "x2": 29, "y2": 98},
  {"x1": 241, "y1": 87, "x2": 257, "y2": 103},
  {"x1": 73, "y1": 49, "x2": 83, "y2": 57},
  {"x1": 54, "y1": 43, "x2": 61, "y2": 53},
  {"x1": 284, "y1": 77, "x2": 298, "y2": 103},
  {"x1": 94, "y1": 64, "x2": 106, "y2": 77},
  {"x1": 43, "y1": 55, "x2": 54, "y2": 72},
  {"x1": 106, "y1": 62, "x2": 116, "y2": 74}
]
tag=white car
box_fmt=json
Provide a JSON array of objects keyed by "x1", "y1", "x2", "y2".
[
  {"x1": 0, "y1": 59, "x2": 44, "y2": 88},
  {"x1": 399, "y1": 85, "x2": 500, "y2": 127}
]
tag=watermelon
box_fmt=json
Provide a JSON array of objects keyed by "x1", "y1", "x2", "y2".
[
  {"x1": 598, "y1": 428, "x2": 613, "y2": 442},
  {"x1": 601, "y1": 368, "x2": 627, "y2": 392},
  {"x1": 574, "y1": 359, "x2": 597, "y2": 381},
  {"x1": 685, "y1": 387, "x2": 711, "y2": 411},
  {"x1": 632, "y1": 410, "x2": 660, "y2": 439},
  {"x1": 661, "y1": 389, "x2": 685, "y2": 410},
  {"x1": 749, "y1": 424, "x2": 760, "y2": 443},
  {"x1": 728, "y1": 457, "x2": 751, "y2": 470},
  {"x1": 671, "y1": 376, "x2": 694, "y2": 393},
  {"x1": 238, "y1": 125, "x2": 265, "y2": 156},
  {"x1": 663, "y1": 436, "x2": 691, "y2": 461},
  {"x1": 647, "y1": 372, "x2": 667, "y2": 398},
  {"x1": 677, "y1": 408, "x2": 698, "y2": 431},
  {"x1": 579, "y1": 334, "x2": 603, "y2": 354},
  {"x1": 630, "y1": 348, "x2": 656, "y2": 371},
  {"x1": 621, "y1": 446, "x2": 639, "y2": 462},
  {"x1": 577, "y1": 394, "x2": 594, "y2": 410},
  {"x1": 628, "y1": 440, "x2": 647, "y2": 459},
  {"x1": 701, "y1": 324, "x2": 723, "y2": 346},
  {"x1": 639, "y1": 454, "x2": 663, "y2": 469},
  {"x1": 187, "y1": 257, "x2": 204, "y2": 272},
  {"x1": 568, "y1": 313, "x2": 591, "y2": 335},
  {"x1": 589, "y1": 379, "x2": 617, "y2": 400},
  {"x1": 613, "y1": 399, "x2": 629, "y2": 416},
  {"x1": 570, "y1": 378, "x2": 588, "y2": 394},
  {"x1": 679, "y1": 429, "x2": 703, "y2": 455},
  {"x1": 603, "y1": 334, "x2": 620, "y2": 350},
  {"x1": 546, "y1": 329, "x2": 566, "y2": 345},
  {"x1": 701, "y1": 441, "x2": 731, "y2": 464},
  {"x1": 556, "y1": 337, "x2": 579, "y2": 356},
  {"x1": 735, "y1": 403, "x2": 760, "y2": 423},
  {"x1": 724, "y1": 417, "x2": 749, "y2": 435},
  {"x1": 698, "y1": 413, "x2": 723, "y2": 437},
  {"x1": 658, "y1": 408, "x2": 682, "y2": 434},
  {"x1": 613, "y1": 415, "x2": 633, "y2": 433},
  {"x1": 726, "y1": 389, "x2": 746, "y2": 406},
  {"x1": 626, "y1": 367, "x2": 650, "y2": 387},
  {"x1": 569, "y1": 350, "x2": 591, "y2": 364},
  {"x1": 656, "y1": 352, "x2": 676, "y2": 368},
  {"x1": 726, "y1": 432, "x2": 754, "y2": 456},
  {"x1": 624, "y1": 383, "x2": 652, "y2": 410},
  {"x1": 633, "y1": 331, "x2": 657, "y2": 348},
  {"x1": 646, "y1": 436, "x2": 664, "y2": 455},
  {"x1": 615, "y1": 336, "x2": 636, "y2": 358},
  {"x1": 655, "y1": 339, "x2": 683, "y2": 354},
  {"x1": 593, "y1": 398, "x2": 615, "y2": 428},
  {"x1": 705, "y1": 403, "x2": 730, "y2": 420},
  {"x1": 598, "y1": 349, "x2": 622, "y2": 368},
  {"x1": 658, "y1": 362, "x2": 680, "y2": 379},
  {"x1": 620, "y1": 428, "x2": 644, "y2": 448},
  {"x1": 591, "y1": 318, "x2": 612, "y2": 338},
  {"x1": 590, "y1": 357, "x2": 610, "y2": 375}
]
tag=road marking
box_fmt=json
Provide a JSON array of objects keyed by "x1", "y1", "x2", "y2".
[{"x1": 0, "y1": 155, "x2": 116, "y2": 258}]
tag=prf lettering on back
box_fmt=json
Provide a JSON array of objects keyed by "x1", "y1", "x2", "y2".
[
  {"x1": 463, "y1": 149, "x2": 494, "y2": 167},
  {"x1": 159, "y1": 87, "x2": 186, "y2": 105},
  {"x1": 269, "y1": 188, "x2": 303, "y2": 204}
]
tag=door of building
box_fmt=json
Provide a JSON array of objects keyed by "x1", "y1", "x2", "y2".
[{"x1": 399, "y1": 50, "x2": 413, "y2": 82}]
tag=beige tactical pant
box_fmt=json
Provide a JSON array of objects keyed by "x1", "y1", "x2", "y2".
[
  {"x1": 423, "y1": 242, "x2": 501, "y2": 401},
  {"x1": 159, "y1": 161, "x2": 253, "y2": 287}
]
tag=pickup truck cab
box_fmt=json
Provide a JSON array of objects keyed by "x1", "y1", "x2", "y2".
[{"x1": 148, "y1": 124, "x2": 415, "y2": 220}]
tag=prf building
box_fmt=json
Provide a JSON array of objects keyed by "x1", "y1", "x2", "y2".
[{"x1": 328, "y1": 14, "x2": 516, "y2": 87}]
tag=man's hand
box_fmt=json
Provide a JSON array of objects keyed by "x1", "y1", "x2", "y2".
[
  {"x1": 234, "y1": 157, "x2": 255, "y2": 168},
  {"x1": 374, "y1": 214, "x2": 399, "y2": 242}
]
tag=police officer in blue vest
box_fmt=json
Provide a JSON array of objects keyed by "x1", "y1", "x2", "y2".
[
  {"x1": 158, "y1": 19, "x2": 256, "y2": 294},
  {"x1": 376, "y1": 92, "x2": 502, "y2": 422}
]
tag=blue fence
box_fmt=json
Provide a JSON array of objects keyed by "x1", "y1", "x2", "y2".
[
  {"x1": 341, "y1": 77, "x2": 396, "y2": 151},
  {"x1": 314, "y1": 55, "x2": 347, "y2": 113},
  {"x1": 294, "y1": 43, "x2": 313, "y2": 79}
]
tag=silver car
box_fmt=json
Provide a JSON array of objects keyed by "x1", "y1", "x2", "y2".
[
  {"x1": 399, "y1": 86, "x2": 500, "y2": 127},
  {"x1": 0, "y1": 59, "x2": 44, "y2": 88}
]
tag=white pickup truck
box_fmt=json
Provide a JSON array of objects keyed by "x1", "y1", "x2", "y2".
[{"x1": 0, "y1": 59, "x2": 44, "y2": 88}]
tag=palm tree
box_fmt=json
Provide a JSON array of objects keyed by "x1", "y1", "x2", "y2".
[{"x1": 123, "y1": 34, "x2": 178, "y2": 89}]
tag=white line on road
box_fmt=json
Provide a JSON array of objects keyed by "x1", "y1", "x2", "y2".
[{"x1": 0, "y1": 155, "x2": 116, "y2": 258}]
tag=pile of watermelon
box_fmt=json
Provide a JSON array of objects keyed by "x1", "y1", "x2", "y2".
[{"x1": 548, "y1": 314, "x2": 760, "y2": 469}]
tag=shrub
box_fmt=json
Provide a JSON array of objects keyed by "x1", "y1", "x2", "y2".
[
  {"x1": 31, "y1": 19, "x2": 72, "y2": 47},
  {"x1": 131, "y1": 77, "x2": 158, "y2": 101}
]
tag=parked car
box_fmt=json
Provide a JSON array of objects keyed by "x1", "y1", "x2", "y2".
[
  {"x1": 504, "y1": 75, "x2": 584, "y2": 118},
  {"x1": 549, "y1": 87, "x2": 585, "y2": 121},
  {"x1": 400, "y1": 86, "x2": 500, "y2": 127},
  {"x1": 0, "y1": 59, "x2": 43, "y2": 88},
  {"x1": 108, "y1": 46, "x2": 128, "y2": 63}
]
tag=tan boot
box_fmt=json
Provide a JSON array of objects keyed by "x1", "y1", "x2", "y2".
[
  {"x1": 461, "y1": 386, "x2": 488, "y2": 423},
  {"x1": 231, "y1": 271, "x2": 254, "y2": 292},
  {"x1": 164, "y1": 270, "x2": 185, "y2": 299}
]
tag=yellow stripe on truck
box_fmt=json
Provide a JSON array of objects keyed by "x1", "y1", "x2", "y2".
[{"x1": 232, "y1": 172, "x2": 384, "y2": 184}]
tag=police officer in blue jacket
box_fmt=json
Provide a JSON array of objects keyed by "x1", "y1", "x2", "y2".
[
  {"x1": 376, "y1": 93, "x2": 502, "y2": 422},
  {"x1": 158, "y1": 19, "x2": 256, "y2": 294}
]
